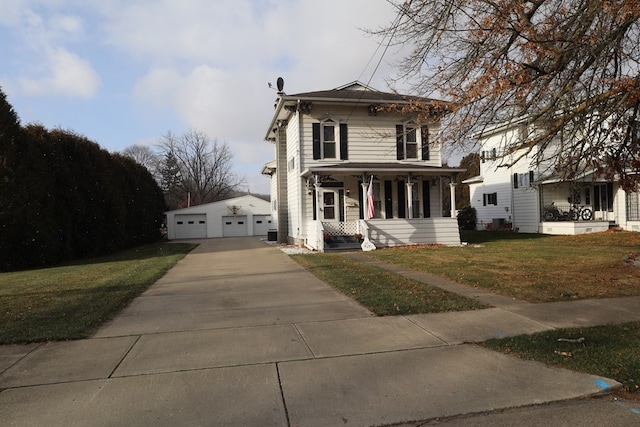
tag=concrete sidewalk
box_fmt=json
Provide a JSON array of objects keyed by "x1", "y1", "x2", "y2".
[{"x1": 0, "y1": 237, "x2": 637, "y2": 426}]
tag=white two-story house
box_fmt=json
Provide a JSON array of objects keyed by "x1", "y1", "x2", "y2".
[
  {"x1": 262, "y1": 80, "x2": 464, "y2": 251},
  {"x1": 465, "y1": 118, "x2": 640, "y2": 235}
]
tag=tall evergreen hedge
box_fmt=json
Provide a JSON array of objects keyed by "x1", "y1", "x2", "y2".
[{"x1": 0, "y1": 89, "x2": 166, "y2": 271}]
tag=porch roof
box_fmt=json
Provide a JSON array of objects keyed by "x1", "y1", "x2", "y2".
[
  {"x1": 301, "y1": 162, "x2": 465, "y2": 177},
  {"x1": 537, "y1": 169, "x2": 612, "y2": 185},
  {"x1": 462, "y1": 175, "x2": 483, "y2": 184}
]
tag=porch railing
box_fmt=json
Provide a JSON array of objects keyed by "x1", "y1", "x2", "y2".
[
  {"x1": 321, "y1": 221, "x2": 359, "y2": 236},
  {"x1": 541, "y1": 203, "x2": 594, "y2": 221}
]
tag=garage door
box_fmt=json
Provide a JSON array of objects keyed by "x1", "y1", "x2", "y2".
[
  {"x1": 175, "y1": 214, "x2": 207, "y2": 239},
  {"x1": 222, "y1": 216, "x2": 248, "y2": 237},
  {"x1": 253, "y1": 215, "x2": 273, "y2": 236}
]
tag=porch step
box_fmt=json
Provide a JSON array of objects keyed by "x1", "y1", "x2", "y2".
[
  {"x1": 609, "y1": 223, "x2": 622, "y2": 230},
  {"x1": 324, "y1": 235, "x2": 362, "y2": 251}
]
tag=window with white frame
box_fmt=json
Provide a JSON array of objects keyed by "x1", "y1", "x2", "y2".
[
  {"x1": 513, "y1": 171, "x2": 534, "y2": 188},
  {"x1": 322, "y1": 120, "x2": 336, "y2": 158},
  {"x1": 396, "y1": 122, "x2": 418, "y2": 160},
  {"x1": 483, "y1": 192, "x2": 498, "y2": 206},
  {"x1": 312, "y1": 120, "x2": 348, "y2": 160},
  {"x1": 411, "y1": 183, "x2": 420, "y2": 218}
]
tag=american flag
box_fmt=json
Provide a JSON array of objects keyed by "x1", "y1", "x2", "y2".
[{"x1": 366, "y1": 176, "x2": 375, "y2": 220}]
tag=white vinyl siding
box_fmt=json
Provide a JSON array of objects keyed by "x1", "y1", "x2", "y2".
[{"x1": 299, "y1": 106, "x2": 442, "y2": 170}]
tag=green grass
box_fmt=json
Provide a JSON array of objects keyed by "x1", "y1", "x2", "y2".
[
  {"x1": 364, "y1": 231, "x2": 640, "y2": 302},
  {"x1": 0, "y1": 242, "x2": 196, "y2": 344},
  {"x1": 291, "y1": 253, "x2": 488, "y2": 315},
  {"x1": 482, "y1": 322, "x2": 640, "y2": 393}
]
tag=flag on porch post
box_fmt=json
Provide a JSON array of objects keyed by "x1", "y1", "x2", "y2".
[{"x1": 366, "y1": 175, "x2": 375, "y2": 220}]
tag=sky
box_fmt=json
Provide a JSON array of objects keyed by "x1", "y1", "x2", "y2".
[{"x1": 0, "y1": 0, "x2": 421, "y2": 195}]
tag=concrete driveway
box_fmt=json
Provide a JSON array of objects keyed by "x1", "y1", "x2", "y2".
[{"x1": 0, "y1": 237, "x2": 632, "y2": 426}]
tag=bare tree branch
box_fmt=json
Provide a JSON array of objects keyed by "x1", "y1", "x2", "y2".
[
  {"x1": 375, "y1": 0, "x2": 640, "y2": 189},
  {"x1": 157, "y1": 130, "x2": 245, "y2": 208}
]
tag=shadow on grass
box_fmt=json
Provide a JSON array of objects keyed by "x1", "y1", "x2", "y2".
[{"x1": 460, "y1": 230, "x2": 550, "y2": 244}]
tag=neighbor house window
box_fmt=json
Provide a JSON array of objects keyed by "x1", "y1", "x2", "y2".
[{"x1": 483, "y1": 192, "x2": 498, "y2": 206}]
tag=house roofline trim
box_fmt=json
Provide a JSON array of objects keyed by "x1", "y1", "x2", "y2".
[
  {"x1": 462, "y1": 175, "x2": 484, "y2": 184},
  {"x1": 300, "y1": 164, "x2": 465, "y2": 177}
]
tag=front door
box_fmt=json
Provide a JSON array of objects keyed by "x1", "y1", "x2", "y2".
[
  {"x1": 594, "y1": 183, "x2": 614, "y2": 220},
  {"x1": 322, "y1": 189, "x2": 344, "y2": 223}
]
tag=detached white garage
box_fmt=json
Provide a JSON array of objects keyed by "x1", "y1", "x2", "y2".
[{"x1": 165, "y1": 195, "x2": 273, "y2": 240}]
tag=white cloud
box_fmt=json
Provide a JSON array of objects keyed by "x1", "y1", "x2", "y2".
[
  {"x1": 19, "y1": 47, "x2": 100, "y2": 98},
  {"x1": 2, "y1": 0, "x2": 413, "y2": 194}
]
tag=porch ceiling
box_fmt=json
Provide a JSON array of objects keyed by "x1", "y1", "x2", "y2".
[{"x1": 301, "y1": 163, "x2": 465, "y2": 177}]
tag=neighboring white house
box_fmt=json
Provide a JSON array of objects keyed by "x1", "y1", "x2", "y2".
[
  {"x1": 262, "y1": 80, "x2": 464, "y2": 251},
  {"x1": 464, "y1": 119, "x2": 640, "y2": 235},
  {"x1": 165, "y1": 195, "x2": 273, "y2": 240}
]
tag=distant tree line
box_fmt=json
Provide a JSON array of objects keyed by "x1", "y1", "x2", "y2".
[{"x1": 0, "y1": 88, "x2": 166, "y2": 271}]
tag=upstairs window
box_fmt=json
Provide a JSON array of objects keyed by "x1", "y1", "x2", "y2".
[
  {"x1": 322, "y1": 120, "x2": 336, "y2": 158},
  {"x1": 396, "y1": 123, "x2": 430, "y2": 160},
  {"x1": 313, "y1": 120, "x2": 348, "y2": 160}
]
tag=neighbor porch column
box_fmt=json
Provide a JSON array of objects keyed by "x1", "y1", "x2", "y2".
[{"x1": 450, "y1": 182, "x2": 457, "y2": 218}]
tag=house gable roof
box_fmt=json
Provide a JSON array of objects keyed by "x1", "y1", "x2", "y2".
[
  {"x1": 164, "y1": 194, "x2": 270, "y2": 214},
  {"x1": 286, "y1": 81, "x2": 434, "y2": 104},
  {"x1": 265, "y1": 81, "x2": 441, "y2": 141}
]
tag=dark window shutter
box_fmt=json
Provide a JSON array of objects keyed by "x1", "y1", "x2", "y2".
[
  {"x1": 396, "y1": 125, "x2": 404, "y2": 160},
  {"x1": 339, "y1": 123, "x2": 348, "y2": 160},
  {"x1": 513, "y1": 173, "x2": 519, "y2": 189},
  {"x1": 422, "y1": 181, "x2": 431, "y2": 218},
  {"x1": 529, "y1": 171, "x2": 534, "y2": 185},
  {"x1": 384, "y1": 180, "x2": 393, "y2": 218},
  {"x1": 312, "y1": 123, "x2": 321, "y2": 160},
  {"x1": 483, "y1": 193, "x2": 487, "y2": 206},
  {"x1": 421, "y1": 125, "x2": 429, "y2": 160},
  {"x1": 397, "y1": 180, "x2": 406, "y2": 218}
]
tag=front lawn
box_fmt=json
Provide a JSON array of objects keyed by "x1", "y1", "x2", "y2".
[
  {"x1": 291, "y1": 253, "x2": 488, "y2": 315},
  {"x1": 364, "y1": 230, "x2": 640, "y2": 302},
  {"x1": 483, "y1": 322, "x2": 640, "y2": 394},
  {"x1": 0, "y1": 242, "x2": 196, "y2": 344}
]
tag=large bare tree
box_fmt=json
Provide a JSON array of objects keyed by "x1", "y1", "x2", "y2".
[
  {"x1": 158, "y1": 130, "x2": 245, "y2": 209},
  {"x1": 378, "y1": 0, "x2": 640, "y2": 189},
  {"x1": 122, "y1": 144, "x2": 161, "y2": 182}
]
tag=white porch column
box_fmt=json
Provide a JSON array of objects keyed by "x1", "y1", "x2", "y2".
[
  {"x1": 406, "y1": 180, "x2": 414, "y2": 219},
  {"x1": 314, "y1": 176, "x2": 323, "y2": 251},
  {"x1": 450, "y1": 182, "x2": 457, "y2": 218},
  {"x1": 361, "y1": 180, "x2": 369, "y2": 219}
]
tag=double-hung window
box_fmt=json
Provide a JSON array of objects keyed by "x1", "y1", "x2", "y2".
[
  {"x1": 322, "y1": 120, "x2": 336, "y2": 158},
  {"x1": 312, "y1": 120, "x2": 348, "y2": 160},
  {"x1": 396, "y1": 122, "x2": 429, "y2": 160}
]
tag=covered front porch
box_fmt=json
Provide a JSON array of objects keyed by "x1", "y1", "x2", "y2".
[
  {"x1": 301, "y1": 163, "x2": 464, "y2": 251},
  {"x1": 538, "y1": 176, "x2": 617, "y2": 235}
]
